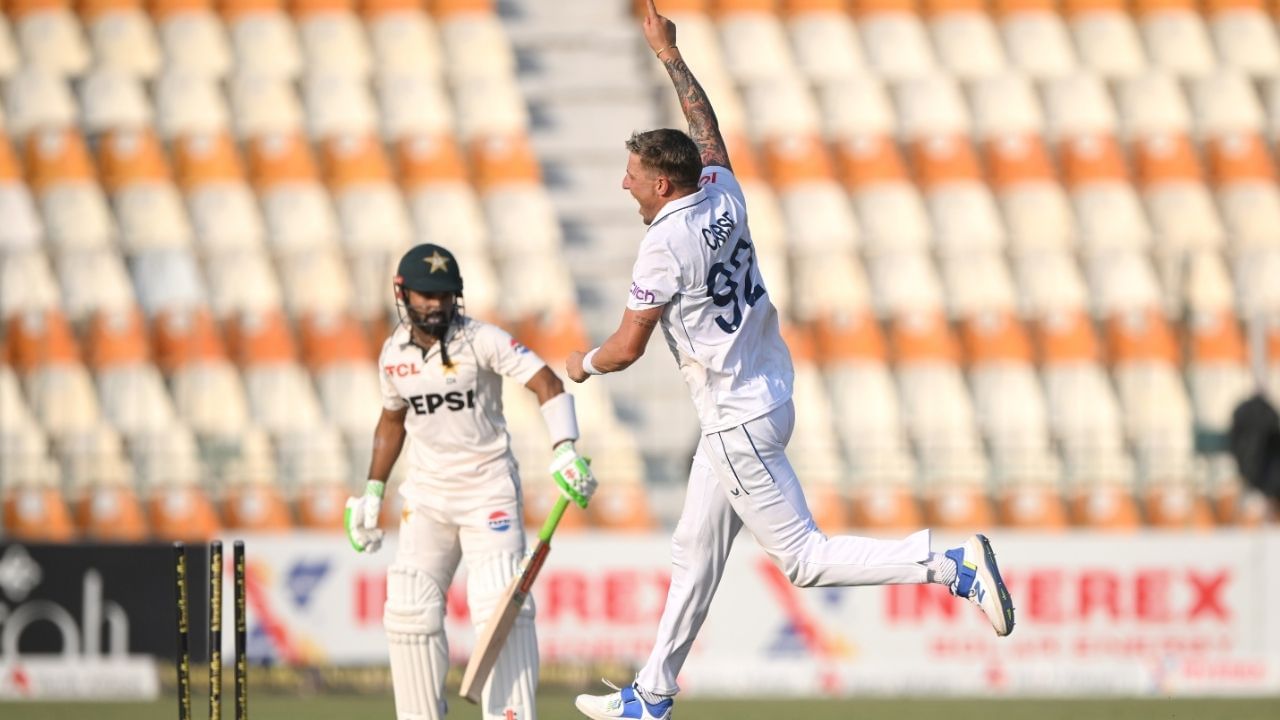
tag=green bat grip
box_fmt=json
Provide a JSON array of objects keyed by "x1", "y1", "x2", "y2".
[{"x1": 538, "y1": 496, "x2": 571, "y2": 543}]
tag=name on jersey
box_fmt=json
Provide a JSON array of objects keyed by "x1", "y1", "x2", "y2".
[
  {"x1": 406, "y1": 390, "x2": 476, "y2": 415},
  {"x1": 701, "y1": 210, "x2": 735, "y2": 251}
]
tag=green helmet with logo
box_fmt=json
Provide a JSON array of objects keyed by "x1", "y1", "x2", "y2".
[{"x1": 394, "y1": 243, "x2": 463, "y2": 297}]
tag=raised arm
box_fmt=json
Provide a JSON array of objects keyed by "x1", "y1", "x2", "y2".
[{"x1": 643, "y1": 0, "x2": 732, "y2": 171}]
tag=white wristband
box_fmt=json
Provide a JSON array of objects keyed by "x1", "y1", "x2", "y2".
[{"x1": 582, "y1": 347, "x2": 604, "y2": 376}]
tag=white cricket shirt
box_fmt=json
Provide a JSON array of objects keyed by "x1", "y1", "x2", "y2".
[
  {"x1": 379, "y1": 317, "x2": 546, "y2": 496},
  {"x1": 627, "y1": 165, "x2": 794, "y2": 432}
]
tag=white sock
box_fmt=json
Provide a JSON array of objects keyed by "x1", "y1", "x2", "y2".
[
  {"x1": 924, "y1": 551, "x2": 957, "y2": 586},
  {"x1": 633, "y1": 683, "x2": 669, "y2": 707}
]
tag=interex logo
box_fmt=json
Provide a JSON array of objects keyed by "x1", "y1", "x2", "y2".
[{"x1": 0, "y1": 546, "x2": 130, "y2": 657}]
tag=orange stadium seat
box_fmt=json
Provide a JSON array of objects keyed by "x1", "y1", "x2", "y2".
[
  {"x1": 991, "y1": 0, "x2": 1077, "y2": 77},
  {"x1": 8, "y1": 307, "x2": 81, "y2": 372},
  {"x1": 298, "y1": 311, "x2": 374, "y2": 370},
  {"x1": 75, "y1": 478, "x2": 150, "y2": 541},
  {"x1": 396, "y1": 132, "x2": 469, "y2": 188},
  {"x1": 984, "y1": 133, "x2": 1075, "y2": 254},
  {"x1": 911, "y1": 133, "x2": 1005, "y2": 255},
  {"x1": 1060, "y1": 132, "x2": 1153, "y2": 257},
  {"x1": 152, "y1": 306, "x2": 228, "y2": 372},
  {"x1": 1035, "y1": 307, "x2": 1101, "y2": 365},
  {"x1": 247, "y1": 131, "x2": 341, "y2": 254},
  {"x1": 225, "y1": 307, "x2": 298, "y2": 367},
  {"x1": 1132, "y1": 132, "x2": 1224, "y2": 255},
  {"x1": 224, "y1": 480, "x2": 295, "y2": 530},
  {"x1": 173, "y1": 132, "x2": 270, "y2": 255},
  {"x1": 763, "y1": 134, "x2": 836, "y2": 188},
  {"x1": 4, "y1": 482, "x2": 77, "y2": 541},
  {"x1": 960, "y1": 308, "x2": 1033, "y2": 366},
  {"x1": 890, "y1": 308, "x2": 959, "y2": 365},
  {"x1": 98, "y1": 127, "x2": 196, "y2": 252},
  {"x1": 24, "y1": 128, "x2": 119, "y2": 253},
  {"x1": 320, "y1": 132, "x2": 412, "y2": 253},
  {"x1": 149, "y1": 483, "x2": 223, "y2": 541},
  {"x1": 84, "y1": 305, "x2": 151, "y2": 371},
  {"x1": 468, "y1": 133, "x2": 541, "y2": 191},
  {"x1": 836, "y1": 134, "x2": 932, "y2": 253},
  {"x1": 1105, "y1": 306, "x2": 1179, "y2": 366},
  {"x1": 1207, "y1": 132, "x2": 1280, "y2": 251}
]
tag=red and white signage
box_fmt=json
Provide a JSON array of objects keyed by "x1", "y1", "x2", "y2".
[{"x1": 234, "y1": 530, "x2": 1280, "y2": 697}]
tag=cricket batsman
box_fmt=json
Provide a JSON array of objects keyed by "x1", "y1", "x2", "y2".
[
  {"x1": 345, "y1": 243, "x2": 597, "y2": 720},
  {"x1": 566, "y1": 4, "x2": 1016, "y2": 718}
]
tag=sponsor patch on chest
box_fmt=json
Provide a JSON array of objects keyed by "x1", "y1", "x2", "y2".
[{"x1": 406, "y1": 389, "x2": 476, "y2": 415}]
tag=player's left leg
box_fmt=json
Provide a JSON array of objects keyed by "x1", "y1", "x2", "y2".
[
  {"x1": 707, "y1": 400, "x2": 1015, "y2": 636},
  {"x1": 459, "y1": 479, "x2": 537, "y2": 720}
]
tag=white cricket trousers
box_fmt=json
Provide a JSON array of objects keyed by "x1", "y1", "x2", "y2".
[{"x1": 635, "y1": 400, "x2": 932, "y2": 695}]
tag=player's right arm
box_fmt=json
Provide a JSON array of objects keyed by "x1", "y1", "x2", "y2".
[
  {"x1": 366, "y1": 406, "x2": 409, "y2": 484},
  {"x1": 643, "y1": 0, "x2": 732, "y2": 171}
]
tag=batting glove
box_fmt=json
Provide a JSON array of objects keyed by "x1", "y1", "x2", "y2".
[
  {"x1": 344, "y1": 480, "x2": 385, "y2": 554},
  {"x1": 549, "y1": 442, "x2": 596, "y2": 509}
]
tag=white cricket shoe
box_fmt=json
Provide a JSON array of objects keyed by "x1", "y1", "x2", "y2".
[
  {"x1": 946, "y1": 534, "x2": 1015, "y2": 636},
  {"x1": 574, "y1": 680, "x2": 673, "y2": 720}
]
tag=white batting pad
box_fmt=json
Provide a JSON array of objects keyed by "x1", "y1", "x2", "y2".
[
  {"x1": 384, "y1": 565, "x2": 448, "y2": 720},
  {"x1": 468, "y1": 552, "x2": 538, "y2": 720}
]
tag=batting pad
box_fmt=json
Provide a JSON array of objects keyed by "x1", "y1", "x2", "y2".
[
  {"x1": 384, "y1": 565, "x2": 449, "y2": 720},
  {"x1": 469, "y1": 552, "x2": 538, "y2": 720}
]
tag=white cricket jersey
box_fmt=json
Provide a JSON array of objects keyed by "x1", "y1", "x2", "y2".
[
  {"x1": 627, "y1": 165, "x2": 794, "y2": 432},
  {"x1": 379, "y1": 317, "x2": 546, "y2": 496}
]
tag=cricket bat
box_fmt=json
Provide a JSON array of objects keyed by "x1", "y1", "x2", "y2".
[{"x1": 459, "y1": 495, "x2": 571, "y2": 703}]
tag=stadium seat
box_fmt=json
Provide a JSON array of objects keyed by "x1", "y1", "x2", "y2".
[
  {"x1": 320, "y1": 133, "x2": 412, "y2": 253},
  {"x1": 294, "y1": 0, "x2": 371, "y2": 80},
  {"x1": 55, "y1": 246, "x2": 137, "y2": 322},
  {"x1": 985, "y1": 133, "x2": 1075, "y2": 254},
  {"x1": 170, "y1": 357, "x2": 253, "y2": 439},
  {"x1": 944, "y1": 253, "x2": 1017, "y2": 319},
  {"x1": 0, "y1": 138, "x2": 44, "y2": 253},
  {"x1": 1191, "y1": 70, "x2": 1265, "y2": 139},
  {"x1": 247, "y1": 132, "x2": 341, "y2": 255},
  {"x1": 1063, "y1": 0, "x2": 1146, "y2": 77},
  {"x1": 155, "y1": 70, "x2": 230, "y2": 138},
  {"x1": 817, "y1": 75, "x2": 895, "y2": 142},
  {"x1": 130, "y1": 247, "x2": 208, "y2": 319},
  {"x1": 895, "y1": 75, "x2": 970, "y2": 139},
  {"x1": 1133, "y1": 132, "x2": 1225, "y2": 258},
  {"x1": 79, "y1": 67, "x2": 154, "y2": 135},
  {"x1": 780, "y1": 325, "x2": 851, "y2": 530},
  {"x1": 173, "y1": 131, "x2": 268, "y2": 255},
  {"x1": 1206, "y1": 0, "x2": 1280, "y2": 76},
  {"x1": 376, "y1": 73, "x2": 455, "y2": 140},
  {"x1": 152, "y1": 304, "x2": 224, "y2": 372},
  {"x1": 365, "y1": 0, "x2": 443, "y2": 79},
  {"x1": 206, "y1": 248, "x2": 285, "y2": 319},
  {"x1": 4, "y1": 66, "x2": 78, "y2": 138},
  {"x1": 223, "y1": 0, "x2": 303, "y2": 79},
  {"x1": 837, "y1": 135, "x2": 932, "y2": 254},
  {"x1": 785, "y1": 0, "x2": 867, "y2": 82},
  {"x1": 792, "y1": 254, "x2": 872, "y2": 326},
  {"x1": 148, "y1": 477, "x2": 223, "y2": 541},
  {"x1": 454, "y1": 76, "x2": 531, "y2": 141},
  {"x1": 80, "y1": 0, "x2": 162, "y2": 77},
  {"x1": 10, "y1": 0, "x2": 92, "y2": 76},
  {"x1": 993, "y1": 0, "x2": 1077, "y2": 78},
  {"x1": 229, "y1": 74, "x2": 304, "y2": 138},
  {"x1": 1088, "y1": 250, "x2": 1163, "y2": 318},
  {"x1": 925, "y1": 0, "x2": 1006, "y2": 78},
  {"x1": 0, "y1": 14, "x2": 19, "y2": 79},
  {"x1": 97, "y1": 128, "x2": 194, "y2": 253},
  {"x1": 1134, "y1": 0, "x2": 1215, "y2": 77},
  {"x1": 1233, "y1": 247, "x2": 1280, "y2": 319},
  {"x1": 3, "y1": 475, "x2": 77, "y2": 541},
  {"x1": 1207, "y1": 132, "x2": 1280, "y2": 251},
  {"x1": 304, "y1": 73, "x2": 379, "y2": 138},
  {"x1": 436, "y1": 0, "x2": 515, "y2": 81},
  {"x1": 1042, "y1": 73, "x2": 1117, "y2": 141},
  {"x1": 970, "y1": 74, "x2": 1043, "y2": 140},
  {"x1": 1059, "y1": 133, "x2": 1152, "y2": 257},
  {"x1": 152, "y1": 0, "x2": 232, "y2": 77},
  {"x1": 1116, "y1": 72, "x2": 1190, "y2": 140},
  {"x1": 911, "y1": 133, "x2": 1006, "y2": 255},
  {"x1": 853, "y1": 0, "x2": 936, "y2": 79},
  {"x1": 0, "y1": 249, "x2": 60, "y2": 322},
  {"x1": 869, "y1": 250, "x2": 945, "y2": 316},
  {"x1": 743, "y1": 77, "x2": 822, "y2": 141},
  {"x1": 24, "y1": 128, "x2": 118, "y2": 251},
  {"x1": 279, "y1": 246, "x2": 355, "y2": 318},
  {"x1": 717, "y1": 0, "x2": 796, "y2": 85}
]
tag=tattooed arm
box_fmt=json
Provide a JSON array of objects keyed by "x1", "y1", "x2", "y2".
[
  {"x1": 565, "y1": 306, "x2": 663, "y2": 382},
  {"x1": 642, "y1": 0, "x2": 732, "y2": 171}
]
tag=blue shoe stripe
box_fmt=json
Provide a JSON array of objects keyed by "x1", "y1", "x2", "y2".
[{"x1": 945, "y1": 546, "x2": 975, "y2": 597}]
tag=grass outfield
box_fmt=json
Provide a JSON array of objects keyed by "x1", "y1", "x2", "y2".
[{"x1": 2, "y1": 694, "x2": 1278, "y2": 720}]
